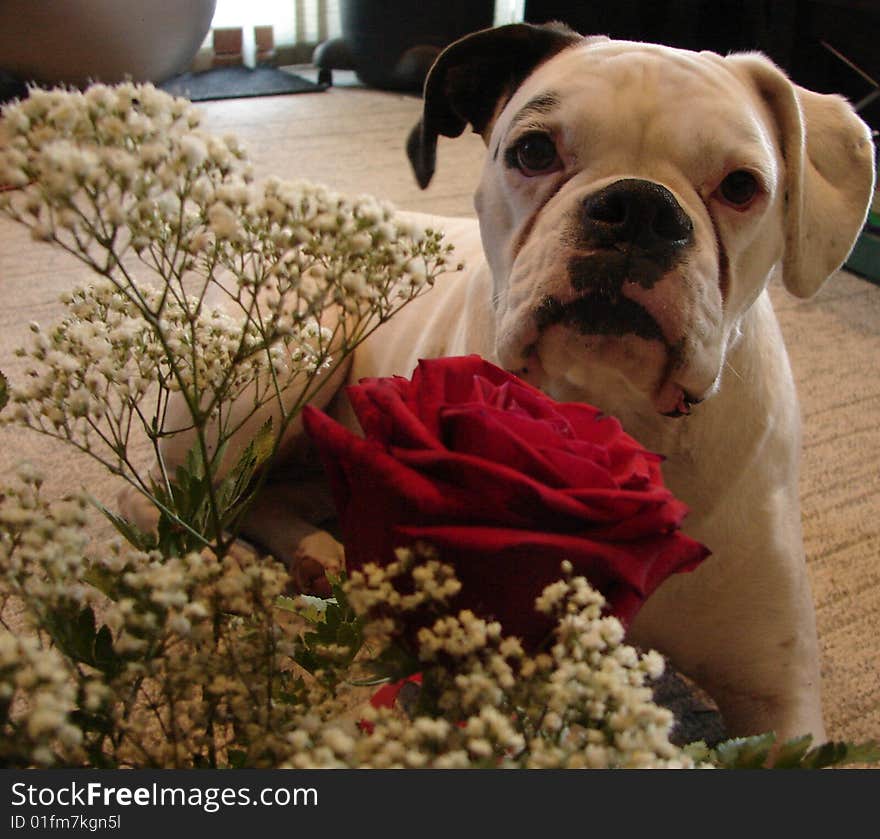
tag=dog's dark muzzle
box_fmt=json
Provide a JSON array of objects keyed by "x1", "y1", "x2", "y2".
[{"x1": 536, "y1": 179, "x2": 694, "y2": 341}]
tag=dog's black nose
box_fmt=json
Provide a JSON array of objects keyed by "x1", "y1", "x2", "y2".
[{"x1": 582, "y1": 179, "x2": 693, "y2": 252}]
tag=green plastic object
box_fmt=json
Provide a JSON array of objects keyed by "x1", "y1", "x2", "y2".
[{"x1": 846, "y1": 228, "x2": 880, "y2": 284}]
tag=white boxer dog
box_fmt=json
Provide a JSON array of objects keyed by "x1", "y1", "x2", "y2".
[{"x1": 124, "y1": 23, "x2": 875, "y2": 741}]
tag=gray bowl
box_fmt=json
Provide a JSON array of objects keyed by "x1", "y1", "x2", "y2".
[{"x1": 0, "y1": 0, "x2": 217, "y2": 87}]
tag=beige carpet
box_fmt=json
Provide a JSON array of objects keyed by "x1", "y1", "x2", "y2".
[{"x1": 0, "y1": 82, "x2": 877, "y2": 745}]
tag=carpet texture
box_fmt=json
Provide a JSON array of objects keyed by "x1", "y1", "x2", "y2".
[{"x1": 0, "y1": 85, "x2": 877, "y2": 748}]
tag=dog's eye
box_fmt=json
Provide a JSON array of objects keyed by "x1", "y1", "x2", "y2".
[
  {"x1": 509, "y1": 133, "x2": 560, "y2": 176},
  {"x1": 717, "y1": 170, "x2": 760, "y2": 209}
]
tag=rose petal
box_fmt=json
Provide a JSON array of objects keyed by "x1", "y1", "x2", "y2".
[
  {"x1": 392, "y1": 446, "x2": 637, "y2": 528},
  {"x1": 532, "y1": 444, "x2": 615, "y2": 488},
  {"x1": 439, "y1": 405, "x2": 615, "y2": 489},
  {"x1": 410, "y1": 356, "x2": 558, "y2": 428},
  {"x1": 411, "y1": 356, "x2": 501, "y2": 436},
  {"x1": 554, "y1": 402, "x2": 621, "y2": 442},
  {"x1": 347, "y1": 376, "x2": 441, "y2": 450},
  {"x1": 302, "y1": 405, "x2": 479, "y2": 568}
]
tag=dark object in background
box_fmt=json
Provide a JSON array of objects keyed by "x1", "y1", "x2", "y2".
[
  {"x1": 0, "y1": 71, "x2": 27, "y2": 105},
  {"x1": 313, "y1": 0, "x2": 495, "y2": 91},
  {"x1": 524, "y1": 0, "x2": 801, "y2": 63},
  {"x1": 523, "y1": 0, "x2": 879, "y2": 133},
  {"x1": 160, "y1": 66, "x2": 326, "y2": 103},
  {"x1": 0, "y1": 0, "x2": 217, "y2": 89}
]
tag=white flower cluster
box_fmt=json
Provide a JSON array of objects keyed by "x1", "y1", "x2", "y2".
[
  {"x1": 345, "y1": 552, "x2": 462, "y2": 617},
  {"x1": 0, "y1": 463, "x2": 93, "y2": 612},
  {"x1": 524, "y1": 565, "x2": 686, "y2": 768},
  {"x1": 0, "y1": 465, "x2": 307, "y2": 767},
  {"x1": 0, "y1": 84, "x2": 450, "y2": 327},
  {"x1": 284, "y1": 553, "x2": 701, "y2": 769},
  {"x1": 81, "y1": 541, "x2": 320, "y2": 768},
  {"x1": 0, "y1": 632, "x2": 84, "y2": 766},
  {"x1": 0, "y1": 468, "x2": 702, "y2": 769},
  {"x1": 0, "y1": 82, "x2": 453, "y2": 543},
  {"x1": 4, "y1": 277, "x2": 326, "y2": 468}
]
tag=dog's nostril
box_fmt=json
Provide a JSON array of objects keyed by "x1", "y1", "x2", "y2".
[
  {"x1": 653, "y1": 203, "x2": 693, "y2": 243},
  {"x1": 587, "y1": 192, "x2": 629, "y2": 226}
]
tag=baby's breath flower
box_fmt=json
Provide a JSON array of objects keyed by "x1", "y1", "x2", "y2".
[
  {"x1": 1, "y1": 82, "x2": 450, "y2": 498},
  {"x1": 0, "y1": 632, "x2": 82, "y2": 766}
]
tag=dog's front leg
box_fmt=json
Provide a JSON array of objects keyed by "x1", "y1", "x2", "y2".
[
  {"x1": 236, "y1": 462, "x2": 345, "y2": 597},
  {"x1": 627, "y1": 477, "x2": 826, "y2": 744}
]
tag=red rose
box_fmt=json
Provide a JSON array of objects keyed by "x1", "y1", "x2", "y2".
[{"x1": 302, "y1": 356, "x2": 708, "y2": 648}]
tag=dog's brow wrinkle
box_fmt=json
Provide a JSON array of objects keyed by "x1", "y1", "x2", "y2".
[
  {"x1": 511, "y1": 170, "x2": 578, "y2": 260},
  {"x1": 500, "y1": 92, "x2": 563, "y2": 167},
  {"x1": 510, "y1": 92, "x2": 561, "y2": 130},
  {"x1": 706, "y1": 207, "x2": 730, "y2": 304}
]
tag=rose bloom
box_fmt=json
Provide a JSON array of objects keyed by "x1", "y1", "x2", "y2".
[{"x1": 302, "y1": 356, "x2": 709, "y2": 648}]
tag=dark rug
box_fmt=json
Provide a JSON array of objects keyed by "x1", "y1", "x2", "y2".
[{"x1": 160, "y1": 66, "x2": 327, "y2": 102}]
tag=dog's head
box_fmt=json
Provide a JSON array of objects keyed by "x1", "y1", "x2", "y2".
[{"x1": 408, "y1": 23, "x2": 875, "y2": 417}]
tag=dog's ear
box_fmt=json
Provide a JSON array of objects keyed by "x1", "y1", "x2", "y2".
[
  {"x1": 728, "y1": 53, "x2": 876, "y2": 298},
  {"x1": 407, "y1": 22, "x2": 586, "y2": 189}
]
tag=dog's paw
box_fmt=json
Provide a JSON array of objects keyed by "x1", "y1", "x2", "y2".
[
  {"x1": 120, "y1": 484, "x2": 345, "y2": 598},
  {"x1": 283, "y1": 530, "x2": 345, "y2": 598}
]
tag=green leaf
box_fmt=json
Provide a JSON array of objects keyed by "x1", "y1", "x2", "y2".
[
  {"x1": 88, "y1": 494, "x2": 157, "y2": 552},
  {"x1": 275, "y1": 594, "x2": 332, "y2": 623},
  {"x1": 43, "y1": 605, "x2": 124, "y2": 679},
  {"x1": 713, "y1": 732, "x2": 777, "y2": 768},
  {"x1": 182, "y1": 443, "x2": 207, "y2": 482},
  {"x1": 149, "y1": 444, "x2": 217, "y2": 555},
  {"x1": 326, "y1": 572, "x2": 349, "y2": 605},
  {"x1": 149, "y1": 421, "x2": 277, "y2": 556},
  {"x1": 214, "y1": 418, "x2": 275, "y2": 525},
  {"x1": 227, "y1": 749, "x2": 248, "y2": 769},
  {"x1": 121, "y1": 421, "x2": 280, "y2": 560},
  {"x1": 292, "y1": 573, "x2": 363, "y2": 680},
  {"x1": 82, "y1": 564, "x2": 121, "y2": 601},
  {"x1": 800, "y1": 739, "x2": 880, "y2": 769},
  {"x1": 707, "y1": 732, "x2": 880, "y2": 769},
  {"x1": 768, "y1": 734, "x2": 814, "y2": 768},
  {"x1": 249, "y1": 417, "x2": 276, "y2": 467},
  {"x1": 175, "y1": 446, "x2": 211, "y2": 520}
]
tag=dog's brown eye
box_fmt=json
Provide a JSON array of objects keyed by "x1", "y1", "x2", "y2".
[
  {"x1": 510, "y1": 133, "x2": 560, "y2": 176},
  {"x1": 718, "y1": 170, "x2": 759, "y2": 208}
]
